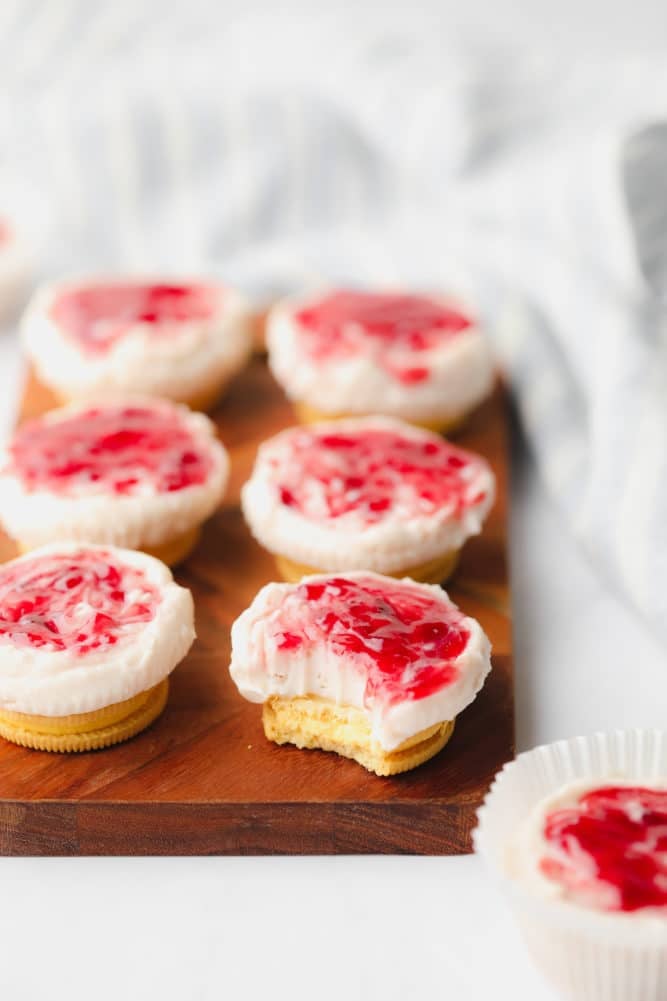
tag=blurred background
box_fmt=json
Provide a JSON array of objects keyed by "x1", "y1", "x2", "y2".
[
  {"x1": 1, "y1": 0, "x2": 666, "y2": 286},
  {"x1": 2, "y1": 0, "x2": 667, "y2": 649}
]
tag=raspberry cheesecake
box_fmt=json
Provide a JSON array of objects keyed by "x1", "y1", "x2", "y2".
[
  {"x1": 510, "y1": 779, "x2": 667, "y2": 915},
  {"x1": 242, "y1": 417, "x2": 494, "y2": 583},
  {"x1": 230, "y1": 571, "x2": 491, "y2": 775},
  {"x1": 22, "y1": 278, "x2": 252, "y2": 408},
  {"x1": 267, "y1": 289, "x2": 494, "y2": 432},
  {"x1": 0, "y1": 398, "x2": 228, "y2": 565},
  {"x1": 0, "y1": 543, "x2": 195, "y2": 751}
]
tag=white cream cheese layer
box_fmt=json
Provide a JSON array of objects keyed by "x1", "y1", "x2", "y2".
[
  {"x1": 0, "y1": 543, "x2": 195, "y2": 716},
  {"x1": 267, "y1": 290, "x2": 495, "y2": 422},
  {"x1": 241, "y1": 417, "x2": 495, "y2": 572},
  {"x1": 0, "y1": 400, "x2": 229, "y2": 549},
  {"x1": 21, "y1": 278, "x2": 253, "y2": 403},
  {"x1": 229, "y1": 572, "x2": 492, "y2": 750},
  {"x1": 506, "y1": 778, "x2": 667, "y2": 915}
]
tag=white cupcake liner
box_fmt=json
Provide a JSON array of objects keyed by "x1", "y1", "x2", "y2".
[{"x1": 474, "y1": 730, "x2": 667, "y2": 1001}]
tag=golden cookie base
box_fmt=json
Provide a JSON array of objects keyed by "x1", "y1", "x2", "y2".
[
  {"x1": 274, "y1": 548, "x2": 459, "y2": 586},
  {"x1": 143, "y1": 525, "x2": 201, "y2": 566},
  {"x1": 262, "y1": 695, "x2": 455, "y2": 776},
  {"x1": 293, "y1": 400, "x2": 468, "y2": 435},
  {"x1": 251, "y1": 313, "x2": 268, "y2": 355},
  {"x1": 183, "y1": 379, "x2": 231, "y2": 414},
  {"x1": 17, "y1": 525, "x2": 201, "y2": 568},
  {"x1": 55, "y1": 380, "x2": 230, "y2": 415},
  {"x1": 0, "y1": 679, "x2": 169, "y2": 753}
]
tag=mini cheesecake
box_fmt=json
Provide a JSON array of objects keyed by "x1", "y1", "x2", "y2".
[
  {"x1": 21, "y1": 278, "x2": 253, "y2": 408},
  {"x1": 242, "y1": 417, "x2": 494, "y2": 583},
  {"x1": 509, "y1": 779, "x2": 667, "y2": 915},
  {"x1": 0, "y1": 543, "x2": 195, "y2": 751},
  {"x1": 230, "y1": 571, "x2": 491, "y2": 775},
  {"x1": 267, "y1": 289, "x2": 494, "y2": 432},
  {"x1": 0, "y1": 398, "x2": 228, "y2": 565}
]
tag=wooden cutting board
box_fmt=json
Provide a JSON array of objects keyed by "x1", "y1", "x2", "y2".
[{"x1": 0, "y1": 356, "x2": 513, "y2": 855}]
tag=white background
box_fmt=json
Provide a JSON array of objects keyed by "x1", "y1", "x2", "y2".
[{"x1": 1, "y1": 3, "x2": 667, "y2": 996}]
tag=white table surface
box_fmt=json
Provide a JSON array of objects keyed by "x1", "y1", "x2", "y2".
[{"x1": 0, "y1": 329, "x2": 665, "y2": 1001}]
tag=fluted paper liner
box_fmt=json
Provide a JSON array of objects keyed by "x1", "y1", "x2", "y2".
[{"x1": 474, "y1": 730, "x2": 667, "y2": 1001}]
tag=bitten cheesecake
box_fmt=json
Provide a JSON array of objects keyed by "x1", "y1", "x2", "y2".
[
  {"x1": 21, "y1": 278, "x2": 252, "y2": 408},
  {"x1": 267, "y1": 289, "x2": 494, "y2": 432},
  {"x1": 0, "y1": 398, "x2": 228, "y2": 565},
  {"x1": 242, "y1": 417, "x2": 495, "y2": 583},
  {"x1": 230, "y1": 571, "x2": 491, "y2": 775},
  {"x1": 0, "y1": 543, "x2": 195, "y2": 752}
]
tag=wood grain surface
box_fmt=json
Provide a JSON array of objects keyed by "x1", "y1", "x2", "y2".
[{"x1": 0, "y1": 357, "x2": 514, "y2": 855}]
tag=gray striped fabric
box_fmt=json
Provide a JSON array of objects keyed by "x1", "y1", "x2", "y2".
[{"x1": 2, "y1": 2, "x2": 667, "y2": 640}]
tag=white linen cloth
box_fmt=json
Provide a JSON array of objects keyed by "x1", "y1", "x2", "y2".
[{"x1": 2, "y1": 2, "x2": 667, "y2": 643}]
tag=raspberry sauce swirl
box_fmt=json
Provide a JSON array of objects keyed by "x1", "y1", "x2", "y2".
[
  {"x1": 7, "y1": 403, "x2": 213, "y2": 496},
  {"x1": 51, "y1": 282, "x2": 220, "y2": 354},
  {"x1": 540, "y1": 785, "x2": 667, "y2": 913},
  {"x1": 269, "y1": 575, "x2": 469, "y2": 705},
  {"x1": 0, "y1": 549, "x2": 158, "y2": 655},
  {"x1": 293, "y1": 291, "x2": 472, "y2": 384},
  {"x1": 269, "y1": 424, "x2": 488, "y2": 524}
]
